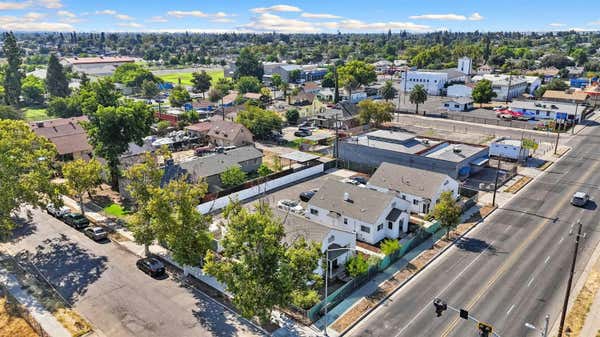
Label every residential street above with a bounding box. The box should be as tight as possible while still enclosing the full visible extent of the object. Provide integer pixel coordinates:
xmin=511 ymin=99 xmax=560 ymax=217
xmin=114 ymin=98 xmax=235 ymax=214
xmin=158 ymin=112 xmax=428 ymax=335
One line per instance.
xmin=0 ymin=209 xmax=263 ymax=337
xmin=346 ymin=118 xmax=600 ymax=336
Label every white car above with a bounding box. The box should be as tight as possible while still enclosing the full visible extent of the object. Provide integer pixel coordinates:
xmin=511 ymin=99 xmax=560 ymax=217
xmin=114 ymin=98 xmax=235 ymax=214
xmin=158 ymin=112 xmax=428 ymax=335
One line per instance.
xmin=277 ymin=199 xmax=304 ymax=214
xmin=46 ymin=203 xmax=71 ymax=218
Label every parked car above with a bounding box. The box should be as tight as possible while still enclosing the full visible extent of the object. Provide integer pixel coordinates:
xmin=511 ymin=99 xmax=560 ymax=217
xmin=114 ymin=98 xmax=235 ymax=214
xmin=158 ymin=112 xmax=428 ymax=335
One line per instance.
xmin=294 ymin=130 xmax=312 ymax=137
xmin=342 ymin=178 xmax=362 ymax=186
xmin=136 ymin=257 xmax=166 ymax=277
xmin=46 ymin=203 xmax=71 ymax=218
xmin=83 ymin=226 xmax=108 ymax=241
xmin=62 ymin=213 xmax=89 ymax=229
xmin=571 ymin=192 xmax=589 ymax=207
xmin=277 ymin=199 xmax=304 ymax=214
xmin=350 ymin=176 xmax=368 ymax=185
xmin=299 ymin=189 xmax=318 ymax=202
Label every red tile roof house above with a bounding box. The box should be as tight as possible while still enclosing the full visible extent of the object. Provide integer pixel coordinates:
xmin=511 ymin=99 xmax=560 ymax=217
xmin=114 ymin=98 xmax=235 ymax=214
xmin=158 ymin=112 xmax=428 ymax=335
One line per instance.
xmin=29 ymin=116 xmax=93 ymax=161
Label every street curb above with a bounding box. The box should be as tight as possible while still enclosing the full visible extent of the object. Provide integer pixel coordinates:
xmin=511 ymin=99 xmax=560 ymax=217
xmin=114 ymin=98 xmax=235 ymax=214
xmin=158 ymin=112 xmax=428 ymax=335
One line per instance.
xmin=336 ymin=205 xmax=497 ymax=337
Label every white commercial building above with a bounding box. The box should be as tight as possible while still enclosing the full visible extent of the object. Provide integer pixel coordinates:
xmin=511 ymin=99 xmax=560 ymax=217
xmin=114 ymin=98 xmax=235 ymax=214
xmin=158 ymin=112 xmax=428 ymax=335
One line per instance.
xmin=490 ymin=138 xmax=529 ymax=161
xmin=399 ymin=57 xmax=472 ymax=96
xmin=61 ymin=56 xmax=137 ymax=76
xmin=472 ymin=74 xmax=530 ymax=101
xmin=447 ymin=83 xmax=474 ymax=98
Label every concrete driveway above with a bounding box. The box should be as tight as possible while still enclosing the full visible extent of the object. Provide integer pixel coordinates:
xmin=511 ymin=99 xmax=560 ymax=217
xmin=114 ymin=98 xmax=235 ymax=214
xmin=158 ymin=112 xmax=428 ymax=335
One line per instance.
xmin=2 ymin=208 xmax=263 ymax=337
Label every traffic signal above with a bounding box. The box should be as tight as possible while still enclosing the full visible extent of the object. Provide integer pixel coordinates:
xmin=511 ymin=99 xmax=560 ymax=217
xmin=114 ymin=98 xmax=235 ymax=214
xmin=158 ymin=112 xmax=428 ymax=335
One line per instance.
xmin=460 ymin=309 xmax=469 ymax=320
xmin=433 ymin=298 xmax=447 ymax=317
xmin=478 ymin=322 xmax=493 ymax=337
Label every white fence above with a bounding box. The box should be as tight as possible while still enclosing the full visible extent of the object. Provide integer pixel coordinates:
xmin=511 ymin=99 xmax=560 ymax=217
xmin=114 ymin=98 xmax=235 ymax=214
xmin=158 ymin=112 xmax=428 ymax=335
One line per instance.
xmin=196 ymin=164 xmax=325 ymax=214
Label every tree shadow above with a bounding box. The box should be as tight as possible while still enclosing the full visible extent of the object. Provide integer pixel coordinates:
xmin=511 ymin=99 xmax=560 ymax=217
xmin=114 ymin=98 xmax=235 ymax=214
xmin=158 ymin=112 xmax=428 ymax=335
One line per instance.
xmin=190 ymin=291 xmax=243 ymax=337
xmin=454 ymin=236 xmax=497 ymax=254
xmin=7 ymin=214 xmax=38 ymax=243
xmin=13 ymin=234 xmax=108 ymax=303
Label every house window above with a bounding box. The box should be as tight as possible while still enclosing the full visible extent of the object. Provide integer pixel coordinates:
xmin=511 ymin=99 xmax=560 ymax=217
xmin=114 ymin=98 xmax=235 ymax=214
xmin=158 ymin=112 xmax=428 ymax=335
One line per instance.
xmin=360 ymin=225 xmax=370 ymax=233
xmin=310 ymin=208 xmax=318 ymax=215
xmin=413 ymin=199 xmax=419 ymax=205
xmin=343 ymin=218 xmax=348 ymax=225
xmin=377 ymin=224 xmax=383 ymax=231
xmin=388 ymin=221 xmax=393 ymax=229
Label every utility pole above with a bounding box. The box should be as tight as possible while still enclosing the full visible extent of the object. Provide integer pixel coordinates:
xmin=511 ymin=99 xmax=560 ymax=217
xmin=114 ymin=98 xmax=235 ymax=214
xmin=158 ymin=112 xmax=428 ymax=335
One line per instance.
xmin=403 ymin=69 xmax=408 ymax=105
xmin=505 ymin=73 xmax=513 ymax=105
xmin=525 ymin=314 xmax=550 ymax=337
xmin=572 ymin=103 xmax=578 ymax=135
xmin=558 ymin=221 xmax=585 ymax=337
xmin=334 ymin=113 xmax=339 ymax=168
xmin=554 ymin=127 xmax=560 ymax=155
xmin=492 ymin=156 xmax=502 ymax=207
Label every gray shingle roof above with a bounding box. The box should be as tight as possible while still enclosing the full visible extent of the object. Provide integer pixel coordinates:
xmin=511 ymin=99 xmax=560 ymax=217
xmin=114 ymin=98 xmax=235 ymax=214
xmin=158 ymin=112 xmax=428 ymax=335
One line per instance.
xmin=368 ymin=162 xmax=450 ymax=200
xmin=309 ymin=179 xmax=395 ymax=224
xmin=274 ymin=209 xmax=351 ymax=247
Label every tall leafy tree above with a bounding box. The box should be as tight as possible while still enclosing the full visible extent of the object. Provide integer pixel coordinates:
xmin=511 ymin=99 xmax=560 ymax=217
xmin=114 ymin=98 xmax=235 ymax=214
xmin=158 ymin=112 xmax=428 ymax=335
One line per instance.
xmin=169 ymin=85 xmax=191 ymax=107
xmin=234 ymin=48 xmax=263 ymax=80
xmin=0 ymin=120 xmax=63 ymax=237
xmin=236 ymin=76 xmax=261 ymax=94
xmin=432 ymin=191 xmax=461 ymax=240
xmin=62 ymin=158 xmax=104 ymax=216
xmin=0 ymin=105 xmax=22 ymax=120
xmin=381 ymin=80 xmax=397 ymax=102
xmin=204 ymin=202 xmax=321 ymax=323
xmin=2 ymin=32 xmax=23 ymax=106
xmin=271 ymin=73 xmax=282 ymax=98
xmin=358 ymin=99 xmax=394 ymax=127
xmin=21 ymin=75 xmax=45 ymax=106
xmin=112 ymin=63 xmax=155 ymax=89
xmin=83 ymin=101 xmax=153 ymax=189
xmin=471 ymin=79 xmax=497 ymax=107
xmin=338 ymin=60 xmax=376 ymax=100
xmin=236 ymin=105 xmax=282 ymax=140
xmin=409 ymin=84 xmax=428 ymax=114
xmin=141 ymin=79 xmax=159 ymax=99
xmin=220 ymin=166 xmax=246 ymax=187
xmin=46 ymin=53 xmax=69 ymax=97
xmin=191 ymin=71 xmax=212 ymax=98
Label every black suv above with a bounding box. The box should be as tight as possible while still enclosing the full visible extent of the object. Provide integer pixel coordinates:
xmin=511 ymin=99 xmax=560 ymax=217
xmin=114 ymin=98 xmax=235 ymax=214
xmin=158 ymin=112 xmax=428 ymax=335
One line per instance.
xmin=136 ymin=257 xmax=166 ymax=277
xmin=62 ymin=213 xmax=90 ymax=229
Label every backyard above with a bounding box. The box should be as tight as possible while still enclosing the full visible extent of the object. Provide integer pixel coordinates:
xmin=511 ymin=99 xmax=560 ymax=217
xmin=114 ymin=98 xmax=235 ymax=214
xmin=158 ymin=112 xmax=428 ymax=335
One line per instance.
xmin=23 ymin=108 xmax=49 ymax=122
xmin=156 ymin=69 xmax=224 ymax=86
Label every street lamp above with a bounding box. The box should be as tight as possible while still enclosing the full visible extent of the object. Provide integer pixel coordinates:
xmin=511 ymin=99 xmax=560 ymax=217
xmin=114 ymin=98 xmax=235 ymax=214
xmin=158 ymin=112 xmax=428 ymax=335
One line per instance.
xmin=524 ymin=314 xmax=549 ymax=337
xmin=323 ymin=246 xmax=356 ymax=337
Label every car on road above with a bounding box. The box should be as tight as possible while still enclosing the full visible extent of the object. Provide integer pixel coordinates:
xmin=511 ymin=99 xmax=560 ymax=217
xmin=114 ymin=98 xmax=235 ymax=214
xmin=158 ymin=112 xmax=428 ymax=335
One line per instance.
xmin=571 ymin=192 xmax=589 ymax=207
xmin=294 ymin=130 xmax=312 ymax=137
xmin=136 ymin=257 xmax=166 ymax=277
xmin=46 ymin=203 xmax=71 ymax=218
xmin=84 ymin=226 xmax=108 ymax=241
xmin=62 ymin=213 xmax=90 ymax=229
xmin=299 ymin=189 xmax=318 ymax=202
xmin=350 ymin=176 xmax=368 ymax=185
xmin=277 ymin=199 xmax=304 ymax=214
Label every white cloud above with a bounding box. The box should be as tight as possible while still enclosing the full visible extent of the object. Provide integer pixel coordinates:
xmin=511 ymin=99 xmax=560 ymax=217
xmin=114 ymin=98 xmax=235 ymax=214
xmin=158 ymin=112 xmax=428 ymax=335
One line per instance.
xmin=96 ymin=9 xmax=117 ymax=15
xmin=320 ymin=19 xmax=431 ymax=32
xmin=115 ymin=14 xmax=134 ymax=20
xmin=301 ymin=12 xmax=342 ymax=19
xmin=37 ymin=0 xmax=61 ymax=9
xmin=0 ymin=14 xmax=73 ymax=30
xmin=147 ymin=16 xmax=168 ymax=23
xmin=243 ymin=13 xmax=319 ymax=33
xmin=251 ymin=4 xmax=301 ymax=14
xmin=23 ymin=11 xmax=45 ymax=20
xmin=166 ymin=10 xmax=234 ymax=22
xmin=549 ymin=23 xmax=566 ymax=27
xmin=468 ymin=12 xmax=484 ymax=21
xmin=117 ymin=22 xmax=142 ymax=28
xmin=57 ymin=10 xmax=75 ymax=18
xmin=212 ymin=17 xmax=234 ymax=23
xmin=0 ymin=1 xmax=31 ymax=10
xmin=167 ymin=10 xmax=208 ymax=18
xmin=95 ymin=9 xmax=135 ymax=21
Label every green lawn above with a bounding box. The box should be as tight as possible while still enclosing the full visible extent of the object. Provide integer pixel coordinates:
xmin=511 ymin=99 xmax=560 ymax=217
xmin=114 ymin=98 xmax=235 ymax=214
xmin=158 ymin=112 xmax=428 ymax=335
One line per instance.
xmin=103 ymin=203 xmax=130 ymax=217
xmin=157 ymin=69 xmax=224 ymax=86
xmin=23 ymin=108 xmax=49 ymax=121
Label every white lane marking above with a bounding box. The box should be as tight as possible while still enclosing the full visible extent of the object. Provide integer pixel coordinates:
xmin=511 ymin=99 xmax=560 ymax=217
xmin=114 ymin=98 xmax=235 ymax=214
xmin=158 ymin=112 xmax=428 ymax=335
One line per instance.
xmin=391 ymin=240 xmax=496 ymax=337
xmin=527 ymin=277 xmax=535 ymax=287
xmin=544 ymin=256 xmax=551 ymax=264
xmin=558 ymin=236 xmax=564 ymax=244
xmin=503 ymin=225 xmax=511 ymax=233
xmin=506 ymin=304 xmax=515 ymax=316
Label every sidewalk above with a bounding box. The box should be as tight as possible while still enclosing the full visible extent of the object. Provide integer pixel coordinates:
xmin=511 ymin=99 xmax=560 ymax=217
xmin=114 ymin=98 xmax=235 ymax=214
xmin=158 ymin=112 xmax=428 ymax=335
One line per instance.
xmin=0 ymin=262 xmax=70 ymax=337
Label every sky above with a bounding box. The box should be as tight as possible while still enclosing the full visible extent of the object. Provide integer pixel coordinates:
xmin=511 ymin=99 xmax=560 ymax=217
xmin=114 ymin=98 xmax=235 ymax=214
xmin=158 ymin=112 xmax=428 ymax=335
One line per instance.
xmin=0 ymin=0 xmax=598 ymax=33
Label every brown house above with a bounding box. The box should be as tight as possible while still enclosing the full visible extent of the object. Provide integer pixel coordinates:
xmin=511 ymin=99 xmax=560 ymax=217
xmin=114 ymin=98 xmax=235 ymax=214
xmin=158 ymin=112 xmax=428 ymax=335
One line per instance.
xmin=29 ymin=116 xmax=93 ymax=161
xmin=185 ymin=119 xmax=253 ymax=147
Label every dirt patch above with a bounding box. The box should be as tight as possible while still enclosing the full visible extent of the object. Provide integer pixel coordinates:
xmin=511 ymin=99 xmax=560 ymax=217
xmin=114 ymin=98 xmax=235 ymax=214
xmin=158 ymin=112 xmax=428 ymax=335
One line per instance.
xmin=538 ymin=161 xmax=554 ymax=171
xmin=356 ymin=241 xmax=381 ymax=254
xmin=564 ymin=258 xmax=600 ymax=337
xmin=0 ymin=296 xmax=38 ymax=337
xmin=505 ymin=176 xmax=533 ymax=194
xmin=108 ymin=231 xmax=130 ymax=242
xmin=55 ymin=308 xmax=91 ymax=337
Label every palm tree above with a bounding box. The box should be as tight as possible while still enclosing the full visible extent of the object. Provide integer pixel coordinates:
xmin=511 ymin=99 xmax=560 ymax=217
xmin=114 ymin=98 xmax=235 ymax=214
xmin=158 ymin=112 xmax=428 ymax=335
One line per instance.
xmin=381 ymin=80 xmax=396 ymax=102
xmin=279 ymin=82 xmax=289 ymax=103
xmin=409 ymin=85 xmax=428 ymax=115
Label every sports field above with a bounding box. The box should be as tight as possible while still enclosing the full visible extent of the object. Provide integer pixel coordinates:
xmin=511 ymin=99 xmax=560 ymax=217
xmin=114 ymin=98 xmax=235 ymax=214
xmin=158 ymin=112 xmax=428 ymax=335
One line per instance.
xmin=156 ymin=69 xmax=224 ymax=86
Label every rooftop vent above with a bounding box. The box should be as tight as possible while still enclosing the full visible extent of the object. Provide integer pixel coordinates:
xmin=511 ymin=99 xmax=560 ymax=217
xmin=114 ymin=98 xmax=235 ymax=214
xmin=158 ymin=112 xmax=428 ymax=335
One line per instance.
xmin=343 ymin=192 xmax=351 ymax=202
xmin=453 ymin=145 xmax=462 ymax=153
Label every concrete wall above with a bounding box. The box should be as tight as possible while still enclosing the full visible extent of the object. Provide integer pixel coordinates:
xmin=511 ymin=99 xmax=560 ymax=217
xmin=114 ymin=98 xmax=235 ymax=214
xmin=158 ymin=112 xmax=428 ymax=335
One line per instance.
xmin=196 ymin=164 xmax=324 ymax=214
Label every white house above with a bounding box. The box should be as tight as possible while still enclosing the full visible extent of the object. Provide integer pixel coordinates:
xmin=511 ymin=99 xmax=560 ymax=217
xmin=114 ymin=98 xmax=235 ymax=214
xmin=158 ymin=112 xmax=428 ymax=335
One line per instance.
xmin=307 ymin=179 xmax=410 ymax=245
xmin=472 ymin=74 xmax=529 ymax=101
xmin=447 ymin=83 xmax=474 ymax=98
xmin=367 ymin=162 xmax=459 ymax=215
xmin=489 ymin=138 xmax=529 ymax=161
xmin=458 ymin=57 xmax=473 ymax=75
xmin=442 ymin=97 xmax=474 ymax=112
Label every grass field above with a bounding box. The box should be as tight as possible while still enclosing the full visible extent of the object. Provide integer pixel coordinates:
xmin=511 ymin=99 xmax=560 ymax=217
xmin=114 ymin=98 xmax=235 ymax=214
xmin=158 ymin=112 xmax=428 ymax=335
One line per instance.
xmin=157 ymin=69 xmax=224 ymax=86
xmin=103 ymin=203 xmax=130 ymax=218
xmin=23 ymin=108 xmax=49 ymax=121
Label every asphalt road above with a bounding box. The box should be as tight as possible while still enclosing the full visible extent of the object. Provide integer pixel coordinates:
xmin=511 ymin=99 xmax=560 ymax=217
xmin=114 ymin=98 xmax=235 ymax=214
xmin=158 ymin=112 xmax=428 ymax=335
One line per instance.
xmin=347 ymin=117 xmax=600 ymax=336
xmin=1 ymin=209 xmax=263 ymax=337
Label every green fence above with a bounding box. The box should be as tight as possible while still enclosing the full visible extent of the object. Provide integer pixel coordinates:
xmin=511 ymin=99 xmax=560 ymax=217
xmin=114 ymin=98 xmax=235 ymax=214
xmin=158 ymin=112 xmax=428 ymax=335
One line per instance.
xmin=307 ymin=221 xmax=442 ymax=322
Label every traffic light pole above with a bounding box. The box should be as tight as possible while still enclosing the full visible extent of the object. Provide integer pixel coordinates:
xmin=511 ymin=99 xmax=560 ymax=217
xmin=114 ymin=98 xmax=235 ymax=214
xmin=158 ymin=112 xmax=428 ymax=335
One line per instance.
xmin=558 ymin=221 xmax=585 ymax=337
xmin=433 ymin=298 xmax=502 ymax=337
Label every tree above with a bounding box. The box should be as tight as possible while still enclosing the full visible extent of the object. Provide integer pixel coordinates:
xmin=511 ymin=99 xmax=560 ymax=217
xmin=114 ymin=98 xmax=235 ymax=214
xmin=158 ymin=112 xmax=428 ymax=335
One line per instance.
xmin=220 ymin=166 xmax=246 ymax=187
xmin=0 ymin=105 xmax=22 ymax=120
xmin=204 ymin=202 xmax=321 ymax=323
xmin=236 ymin=105 xmax=282 ymax=140
xmin=409 ymin=84 xmax=428 ymax=114
xmin=358 ymin=99 xmax=394 ymax=127
xmin=46 ymin=54 xmax=69 ymax=97
xmin=346 ymin=254 xmax=369 ymax=277
xmin=191 ymin=71 xmax=212 ymax=97
xmin=83 ymin=101 xmax=153 ymax=189
xmin=432 ymin=191 xmax=461 ymax=240
xmin=338 ymin=60 xmax=377 ymax=100
xmin=141 ymin=79 xmax=159 ymax=99
xmin=0 ymin=120 xmax=62 ymax=237
xmin=234 ymin=48 xmax=263 ymax=80
xmin=236 ymin=76 xmax=261 ymax=94
xmin=534 ymin=78 xmax=569 ymax=98
xmin=150 ymin=177 xmax=212 ymax=266
xmin=112 ymin=63 xmax=155 ymax=89
xmin=259 ymin=87 xmax=271 ymax=104
xmin=286 ymin=109 xmax=300 ymax=125
xmin=380 ymin=238 xmax=401 ymax=256
xmin=62 ymin=158 xmax=104 ymax=216
xmin=155 ymin=120 xmax=171 ymax=135
xmin=471 ymin=80 xmax=497 ymax=107
xmin=3 ymin=32 xmax=23 ymax=106
xmin=381 ymin=80 xmax=396 ymax=101
xmin=47 ymin=96 xmax=83 ymax=118
xmin=125 ymin=152 xmax=166 ymax=256
xmin=169 ymin=85 xmax=191 ymax=107
xmin=257 ymin=164 xmax=272 ymax=177
xmin=21 ymin=75 xmax=45 ymax=106
xmin=271 ymin=73 xmax=282 ymax=98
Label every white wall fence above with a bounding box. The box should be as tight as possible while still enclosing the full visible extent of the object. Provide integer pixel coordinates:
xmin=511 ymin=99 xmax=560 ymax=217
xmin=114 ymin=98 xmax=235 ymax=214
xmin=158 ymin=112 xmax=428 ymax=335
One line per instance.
xmin=196 ymin=163 xmax=325 ymax=214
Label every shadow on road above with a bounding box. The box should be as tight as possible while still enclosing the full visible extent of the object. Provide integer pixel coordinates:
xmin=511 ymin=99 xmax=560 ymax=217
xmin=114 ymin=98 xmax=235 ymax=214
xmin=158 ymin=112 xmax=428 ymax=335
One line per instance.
xmin=582 ymin=200 xmax=598 ymax=211
xmin=454 ymin=236 xmax=497 ymax=253
xmin=7 ymin=214 xmax=38 ymax=243
xmin=14 ymin=234 xmax=108 ymax=303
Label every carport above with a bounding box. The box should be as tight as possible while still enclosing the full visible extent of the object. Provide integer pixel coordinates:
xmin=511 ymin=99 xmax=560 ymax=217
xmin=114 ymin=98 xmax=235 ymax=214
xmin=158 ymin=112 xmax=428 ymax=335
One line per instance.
xmin=280 ymin=151 xmax=320 ymax=168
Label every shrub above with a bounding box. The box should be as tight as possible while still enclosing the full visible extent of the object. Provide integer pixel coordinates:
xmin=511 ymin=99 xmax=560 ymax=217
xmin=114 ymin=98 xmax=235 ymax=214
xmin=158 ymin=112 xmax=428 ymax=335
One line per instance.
xmin=291 ymin=289 xmax=320 ymax=309
xmin=346 ymin=254 xmax=369 ymax=277
xmin=380 ymin=239 xmax=401 ymax=256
